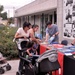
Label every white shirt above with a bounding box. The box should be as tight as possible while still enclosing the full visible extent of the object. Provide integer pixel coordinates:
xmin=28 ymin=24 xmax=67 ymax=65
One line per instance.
xmin=17 ymin=27 xmax=29 ymax=37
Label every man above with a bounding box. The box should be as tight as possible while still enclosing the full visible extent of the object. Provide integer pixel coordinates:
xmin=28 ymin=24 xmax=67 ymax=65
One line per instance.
xmin=45 ymin=21 xmax=59 ymax=43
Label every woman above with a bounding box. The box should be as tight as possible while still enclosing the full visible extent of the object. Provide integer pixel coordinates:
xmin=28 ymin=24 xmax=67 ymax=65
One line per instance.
xmin=15 ymin=22 xmax=30 ymax=39
xmin=14 ymin=22 xmax=31 ymax=71
xmin=28 ymin=24 xmax=39 ymax=38
xmin=28 ymin=24 xmax=40 ymax=54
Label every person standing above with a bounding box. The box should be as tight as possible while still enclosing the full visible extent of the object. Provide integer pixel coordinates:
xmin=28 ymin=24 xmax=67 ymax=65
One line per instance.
xmin=14 ymin=22 xmax=31 ymax=71
xmin=14 ymin=22 xmax=30 ymax=39
xmin=45 ymin=21 xmax=59 ymax=44
xmin=28 ymin=24 xmax=40 ymax=54
xmin=28 ymin=25 xmax=39 ymax=38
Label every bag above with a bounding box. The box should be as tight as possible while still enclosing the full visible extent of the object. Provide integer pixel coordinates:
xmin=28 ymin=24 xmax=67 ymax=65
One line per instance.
xmin=24 ymin=64 xmax=35 ymax=75
xmin=48 ymin=36 xmax=55 ymax=44
xmin=39 ymin=58 xmax=60 ymax=72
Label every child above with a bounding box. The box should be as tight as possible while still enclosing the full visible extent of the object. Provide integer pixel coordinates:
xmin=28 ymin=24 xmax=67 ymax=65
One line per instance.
xmin=26 ymin=41 xmax=39 ymax=65
xmin=26 ymin=40 xmax=38 ymax=56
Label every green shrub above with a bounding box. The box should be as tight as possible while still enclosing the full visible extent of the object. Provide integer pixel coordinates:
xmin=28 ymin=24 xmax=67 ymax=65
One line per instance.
xmin=0 ymin=26 xmax=18 ymax=60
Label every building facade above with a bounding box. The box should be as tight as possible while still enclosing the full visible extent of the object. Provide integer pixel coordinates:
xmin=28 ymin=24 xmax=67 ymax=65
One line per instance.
xmin=14 ymin=0 xmax=75 ymax=43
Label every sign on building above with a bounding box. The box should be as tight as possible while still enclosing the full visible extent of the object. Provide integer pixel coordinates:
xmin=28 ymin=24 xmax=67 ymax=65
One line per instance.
xmin=63 ymin=0 xmax=75 ymax=39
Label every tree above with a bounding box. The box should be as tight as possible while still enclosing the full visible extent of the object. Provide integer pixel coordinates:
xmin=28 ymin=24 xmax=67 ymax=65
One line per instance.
xmin=0 ymin=5 xmax=4 ymax=16
xmin=0 ymin=5 xmax=7 ymax=20
xmin=1 ymin=12 xmax=7 ymax=20
xmin=7 ymin=17 xmax=14 ymax=25
xmin=0 ymin=5 xmax=4 ymax=13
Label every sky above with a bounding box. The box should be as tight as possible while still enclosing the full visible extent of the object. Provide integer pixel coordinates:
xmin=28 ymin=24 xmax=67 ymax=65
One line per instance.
xmin=0 ymin=0 xmax=35 ymax=17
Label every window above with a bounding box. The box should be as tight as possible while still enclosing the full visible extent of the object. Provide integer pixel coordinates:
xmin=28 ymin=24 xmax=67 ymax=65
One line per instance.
xmin=54 ymin=11 xmax=57 ymax=24
xmin=49 ymin=15 xmax=53 ymax=23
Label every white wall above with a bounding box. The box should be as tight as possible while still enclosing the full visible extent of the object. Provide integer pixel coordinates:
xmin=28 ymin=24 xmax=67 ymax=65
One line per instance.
xmin=14 ymin=0 xmax=57 ymax=17
xmin=57 ymin=0 xmax=73 ymax=43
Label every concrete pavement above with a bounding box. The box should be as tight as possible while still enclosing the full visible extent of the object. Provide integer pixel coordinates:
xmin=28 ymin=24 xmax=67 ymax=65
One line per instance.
xmin=2 ymin=60 xmax=19 ymax=75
